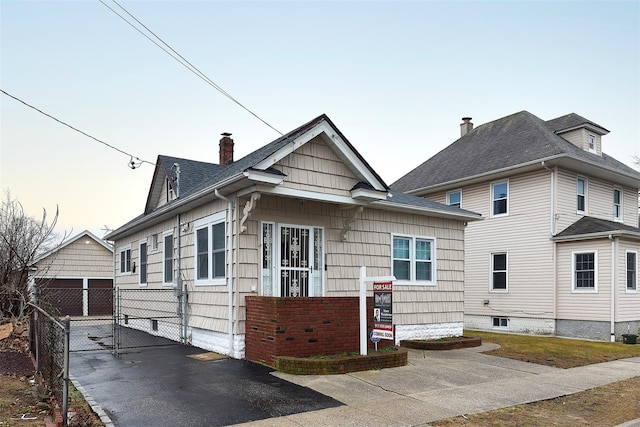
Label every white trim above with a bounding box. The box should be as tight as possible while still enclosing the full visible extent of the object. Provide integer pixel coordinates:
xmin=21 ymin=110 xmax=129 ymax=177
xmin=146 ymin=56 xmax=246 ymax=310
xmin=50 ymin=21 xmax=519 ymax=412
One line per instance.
xmin=446 ymin=189 xmax=462 ymax=208
xmin=576 ymin=176 xmax=588 ymax=214
xmin=489 ymin=252 xmax=508 ymax=293
xmin=587 ymin=133 xmax=597 ymax=154
xmin=118 ymin=244 xmax=131 ymax=276
xmin=491 ymin=316 xmax=509 ymax=330
xmin=162 ymin=230 xmax=174 ymax=285
xmin=243 ymin=169 xmax=285 ymax=185
xmin=626 ymin=250 xmax=638 ymax=293
xmin=391 ymin=234 xmax=437 ymax=285
xmin=571 ymin=250 xmax=598 ymax=293
xmin=490 ymin=180 xmax=509 ymax=217
xmin=613 ymin=186 xmax=623 ymax=222
xmin=194 ymin=211 xmax=226 ymax=286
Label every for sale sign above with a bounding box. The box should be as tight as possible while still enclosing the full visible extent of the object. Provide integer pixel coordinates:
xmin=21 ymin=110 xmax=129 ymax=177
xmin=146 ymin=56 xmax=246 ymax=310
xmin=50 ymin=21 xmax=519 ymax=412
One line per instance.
xmin=372 ymin=281 xmax=393 ymax=340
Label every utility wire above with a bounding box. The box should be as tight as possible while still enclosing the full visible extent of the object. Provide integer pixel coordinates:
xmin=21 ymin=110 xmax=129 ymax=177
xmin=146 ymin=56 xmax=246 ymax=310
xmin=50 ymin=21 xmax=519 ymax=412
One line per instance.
xmin=1 ymin=89 xmax=154 ymax=169
xmin=100 ymin=0 xmax=284 ymax=136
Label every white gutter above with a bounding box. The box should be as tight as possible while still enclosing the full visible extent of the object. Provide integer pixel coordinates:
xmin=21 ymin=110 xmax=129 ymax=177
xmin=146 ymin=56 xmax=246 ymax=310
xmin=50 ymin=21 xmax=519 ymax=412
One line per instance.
xmin=215 ymin=189 xmax=235 ymax=357
xmin=609 ymin=234 xmax=616 ymax=342
xmin=552 ymin=230 xmax=640 ymax=242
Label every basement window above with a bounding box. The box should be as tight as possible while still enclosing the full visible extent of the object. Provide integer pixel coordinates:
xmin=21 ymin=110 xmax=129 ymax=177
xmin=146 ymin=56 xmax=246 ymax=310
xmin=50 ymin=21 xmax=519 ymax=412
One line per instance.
xmin=492 ymin=317 xmax=508 ymax=329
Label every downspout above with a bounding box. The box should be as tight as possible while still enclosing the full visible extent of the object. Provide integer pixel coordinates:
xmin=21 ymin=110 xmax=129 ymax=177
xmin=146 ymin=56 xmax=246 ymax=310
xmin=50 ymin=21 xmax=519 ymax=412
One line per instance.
xmin=215 ymin=189 xmax=235 ymax=357
xmin=609 ymin=234 xmax=616 ymax=342
xmin=542 ymin=161 xmax=558 ymax=330
xmin=176 ymin=213 xmax=183 ymax=343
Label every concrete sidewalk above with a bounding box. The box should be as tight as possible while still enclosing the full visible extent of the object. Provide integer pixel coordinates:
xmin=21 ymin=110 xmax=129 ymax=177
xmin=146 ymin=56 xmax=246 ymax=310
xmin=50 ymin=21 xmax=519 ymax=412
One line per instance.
xmin=233 ymin=344 xmax=640 ymax=426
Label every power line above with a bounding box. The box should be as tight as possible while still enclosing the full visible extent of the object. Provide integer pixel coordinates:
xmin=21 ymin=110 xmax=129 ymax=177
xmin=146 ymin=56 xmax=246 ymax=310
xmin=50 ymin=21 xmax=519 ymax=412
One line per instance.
xmin=1 ymin=89 xmax=154 ymax=169
xmin=100 ymin=0 xmax=284 ymax=136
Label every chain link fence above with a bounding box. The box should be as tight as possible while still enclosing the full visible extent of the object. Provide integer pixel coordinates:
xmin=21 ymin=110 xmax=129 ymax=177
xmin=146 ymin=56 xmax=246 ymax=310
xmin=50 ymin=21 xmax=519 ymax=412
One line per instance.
xmin=114 ymin=288 xmax=184 ymax=354
xmin=29 ymin=302 xmax=70 ymax=426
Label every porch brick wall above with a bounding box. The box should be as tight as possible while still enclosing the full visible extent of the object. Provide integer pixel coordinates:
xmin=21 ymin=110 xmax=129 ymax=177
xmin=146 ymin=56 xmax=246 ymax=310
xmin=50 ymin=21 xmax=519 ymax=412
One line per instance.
xmin=245 ymin=296 xmax=387 ymax=367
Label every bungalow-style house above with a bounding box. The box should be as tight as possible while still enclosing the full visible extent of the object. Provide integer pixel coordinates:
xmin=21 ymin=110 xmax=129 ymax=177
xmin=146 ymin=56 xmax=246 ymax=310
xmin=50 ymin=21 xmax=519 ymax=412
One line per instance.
xmin=30 ymin=230 xmax=114 ymax=316
xmin=105 ymin=114 xmax=481 ymax=360
xmin=392 ymin=111 xmax=640 ymax=341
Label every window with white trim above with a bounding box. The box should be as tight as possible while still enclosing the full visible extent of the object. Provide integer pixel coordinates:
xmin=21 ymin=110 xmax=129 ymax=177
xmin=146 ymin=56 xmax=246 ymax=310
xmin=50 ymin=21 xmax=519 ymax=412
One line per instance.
xmin=194 ymin=212 xmax=226 ymax=285
xmin=491 ymin=181 xmax=508 ymax=216
xmin=151 ymin=234 xmax=158 ymax=251
xmin=163 ymin=232 xmax=173 ymax=284
xmin=447 ymin=190 xmax=461 ymax=208
xmin=119 ymin=244 xmax=131 ymax=274
xmin=613 ymin=187 xmax=622 ymax=221
xmin=139 ymin=241 xmax=147 ymax=286
xmin=392 ymin=235 xmax=435 ymax=284
xmin=587 ymin=134 xmax=596 ymax=153
xmin=577 ymin=177 xmax=587 ymax=213
xmin=491 ymin=252 xmax=508 ymax=291
xmin=627 ymin=251 xmax=637 ymax=291
xmin=492 ymin=317 xmax=508 ymax=329
xmin=573 ymin=251 xmax=597 ymax=291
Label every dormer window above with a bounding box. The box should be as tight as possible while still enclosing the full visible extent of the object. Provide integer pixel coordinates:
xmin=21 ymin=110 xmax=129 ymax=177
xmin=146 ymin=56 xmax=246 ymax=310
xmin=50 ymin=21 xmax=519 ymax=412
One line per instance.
xmin=587 ymin=134 xmax=596 ymax=153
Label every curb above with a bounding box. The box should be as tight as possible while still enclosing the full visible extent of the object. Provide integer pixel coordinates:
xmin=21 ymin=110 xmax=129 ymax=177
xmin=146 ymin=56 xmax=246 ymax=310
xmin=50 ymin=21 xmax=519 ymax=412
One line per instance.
xmin=70 ymin=375 xmax=115 ymax=427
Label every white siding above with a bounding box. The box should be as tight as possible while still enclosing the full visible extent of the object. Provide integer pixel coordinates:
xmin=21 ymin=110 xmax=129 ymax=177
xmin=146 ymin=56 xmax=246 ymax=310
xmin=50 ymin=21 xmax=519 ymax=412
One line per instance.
xmin=618 ymin=239 xmax=640 ymax=321
xmin=556 ymin=239 xmax=611 ymax=321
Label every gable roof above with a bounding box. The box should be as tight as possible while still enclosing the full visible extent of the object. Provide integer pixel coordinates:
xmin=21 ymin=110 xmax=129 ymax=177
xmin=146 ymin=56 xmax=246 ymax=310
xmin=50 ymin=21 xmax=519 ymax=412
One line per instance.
xmin=33 ymin=230 xmax=113 ymax=265
xmin=106 ymin=114 xmax=481 ymax=241
xmin=391 ymin=111 xmax=640 ymax=194
xmin=546 ymin=113 xmax=609 ymax=135
xmin=552 ymin=216 xmax=640 ymax=242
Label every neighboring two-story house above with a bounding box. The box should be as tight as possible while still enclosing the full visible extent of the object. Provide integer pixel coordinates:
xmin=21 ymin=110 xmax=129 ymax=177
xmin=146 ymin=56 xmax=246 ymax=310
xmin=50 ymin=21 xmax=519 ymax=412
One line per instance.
xmin=105 ymin=114 xmax=481 ymax=359
xmin=392 ymin=111 xmax=640 ymax=341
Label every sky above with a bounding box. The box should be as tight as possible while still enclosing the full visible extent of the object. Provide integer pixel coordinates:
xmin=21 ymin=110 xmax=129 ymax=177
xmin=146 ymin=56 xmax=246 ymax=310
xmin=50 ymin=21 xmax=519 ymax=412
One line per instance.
xmin=1 ymin=0 xmax=639 ymax=242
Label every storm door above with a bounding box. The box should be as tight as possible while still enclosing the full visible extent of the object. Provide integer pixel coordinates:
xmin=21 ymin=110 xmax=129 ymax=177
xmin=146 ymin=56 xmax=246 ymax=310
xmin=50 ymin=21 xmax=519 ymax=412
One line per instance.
xmin=262 ymin=223 xmax=324 ymax=297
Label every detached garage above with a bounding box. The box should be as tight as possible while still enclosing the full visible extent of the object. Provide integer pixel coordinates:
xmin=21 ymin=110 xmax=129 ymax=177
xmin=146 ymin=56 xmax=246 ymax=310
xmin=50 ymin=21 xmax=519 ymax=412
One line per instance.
xmin=30 ymin=230 xmax=113 ymax=317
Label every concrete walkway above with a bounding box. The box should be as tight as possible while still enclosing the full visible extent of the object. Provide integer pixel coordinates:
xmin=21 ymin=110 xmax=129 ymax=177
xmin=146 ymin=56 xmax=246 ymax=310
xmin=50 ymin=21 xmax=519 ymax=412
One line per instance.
xmin=232 ymin=344 xmax=640 ymax=426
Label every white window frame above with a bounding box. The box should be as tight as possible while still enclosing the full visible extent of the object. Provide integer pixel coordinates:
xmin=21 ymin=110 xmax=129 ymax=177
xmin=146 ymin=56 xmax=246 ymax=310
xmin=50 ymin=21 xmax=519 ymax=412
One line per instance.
xmin=577 ymin=177 xmax=587 ymax=214
xmin=613 ymin=187 xmax=623 ymax=222
xmin=119 ymin=244 xmax=131 ymax=275
xmin=492 ymin=317 xmax=508 ymax=329
xmin=151 ymin=234 xmax=158 ymax=251
xmin=490 ymin=180 xmax=509 ymax=217
xmin=447 ymin=189 xmax=462 ymax=208
xmin=194 ymin=211 xmax=226 ymax=286
xmin=163 ymin=231 xmax=174 ymax=285
xmin=391 ymin=234 xmax=437 ymax=285
xmin=138 ymin=240 xmax=148 ymax=287
xmin=572 ymin=250 xmax=598 ymax=293
xmin=490 ymin=252 xmax=508 ymax=292
xmin=627 ymin=250 xmax=638 ymax=293
xmin=587 ymin=133 xmax=596 ymax=153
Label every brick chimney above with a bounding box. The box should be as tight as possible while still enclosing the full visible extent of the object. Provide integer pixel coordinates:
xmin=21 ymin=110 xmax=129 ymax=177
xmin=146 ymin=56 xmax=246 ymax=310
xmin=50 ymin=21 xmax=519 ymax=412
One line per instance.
xmin=460 ymin=117 xmax=473 ymax=137
xmin=219 ymin=132 xmax=234 ymax=165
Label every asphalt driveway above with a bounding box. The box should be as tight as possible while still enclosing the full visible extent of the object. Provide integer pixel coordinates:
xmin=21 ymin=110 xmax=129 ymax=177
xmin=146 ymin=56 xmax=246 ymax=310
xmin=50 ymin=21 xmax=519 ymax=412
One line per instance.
xmin=70 ymin=346 xmax=341 ymax=427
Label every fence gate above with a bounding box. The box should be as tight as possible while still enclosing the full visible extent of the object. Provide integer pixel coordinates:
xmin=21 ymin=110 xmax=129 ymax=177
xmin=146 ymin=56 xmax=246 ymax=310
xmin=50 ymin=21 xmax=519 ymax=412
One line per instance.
xmin=113 ymin=288 xmax=183 ymax=354
xmin=36 ymin=287 xmax=184 ymax=353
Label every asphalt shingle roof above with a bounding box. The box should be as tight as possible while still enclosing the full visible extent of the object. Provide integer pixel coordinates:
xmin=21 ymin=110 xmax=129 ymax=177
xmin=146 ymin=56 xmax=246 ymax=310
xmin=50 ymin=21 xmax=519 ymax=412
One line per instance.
xmin=391 ymin=111 xmax=640 ymax=193
xmin=554 ymin=216 xmax=640 ymax=238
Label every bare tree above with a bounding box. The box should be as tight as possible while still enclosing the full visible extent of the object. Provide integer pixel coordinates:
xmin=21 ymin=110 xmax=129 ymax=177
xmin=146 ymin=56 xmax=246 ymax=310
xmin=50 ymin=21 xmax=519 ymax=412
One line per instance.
xmin=0 ymin=191 xmax=62 ymax=321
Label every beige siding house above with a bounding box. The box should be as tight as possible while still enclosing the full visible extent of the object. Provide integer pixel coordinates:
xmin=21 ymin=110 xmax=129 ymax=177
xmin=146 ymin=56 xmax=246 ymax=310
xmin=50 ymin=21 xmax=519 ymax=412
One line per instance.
xmin=30 ymin=230 xmax=114 ymax=316
xmin=105 ymin=115 xmax=481 ymax=358
xmin=393 ymin=111 xmax=640 ymax=341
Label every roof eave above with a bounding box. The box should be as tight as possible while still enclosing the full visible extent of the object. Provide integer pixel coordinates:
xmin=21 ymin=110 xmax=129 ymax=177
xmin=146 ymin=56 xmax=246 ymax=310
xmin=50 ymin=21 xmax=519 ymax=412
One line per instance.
xmin=372 ymin=200 xmax=483 ymax=222
xmin=552 ymin=230 xmax=640 ymax=242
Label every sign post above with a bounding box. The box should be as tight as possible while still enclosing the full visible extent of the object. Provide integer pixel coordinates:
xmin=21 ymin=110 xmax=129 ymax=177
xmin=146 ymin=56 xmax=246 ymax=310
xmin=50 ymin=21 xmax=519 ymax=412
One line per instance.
xmin=359 ymin=266 xmax=395 ymax=356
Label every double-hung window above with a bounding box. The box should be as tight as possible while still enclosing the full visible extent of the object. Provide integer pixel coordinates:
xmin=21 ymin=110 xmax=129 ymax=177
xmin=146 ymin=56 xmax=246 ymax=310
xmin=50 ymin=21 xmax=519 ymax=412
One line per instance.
xmin=139 ymin=241 xmax=147 ymax=286
xmin=573 ymin=251 xmax=597 ymax=292
xmin=491 ymin=181 xmax=508 ymax=216
xmin=613 ymin=188 xmax=622 ymax=221
xmin=392 ymin=235 xmax=435 ymax=284
xmin=163 ymin=232 xmax=173 ymax=284
xmin=491 ymin=252 xmax=508 ymax=291
xmin=119 ymin=245 xmax=131 ymax=274
xmin=447 ymin=190 xmax=461 ymax=208
xmin=194 ymin=212 xmax=226 ymax=285
xmin=627 ymin=251 xmax=637 ymax=292
xmin=577 ymin=177 xmax=587 ymax=213
xmin=587 ymin=134 xmax=596 ymax=153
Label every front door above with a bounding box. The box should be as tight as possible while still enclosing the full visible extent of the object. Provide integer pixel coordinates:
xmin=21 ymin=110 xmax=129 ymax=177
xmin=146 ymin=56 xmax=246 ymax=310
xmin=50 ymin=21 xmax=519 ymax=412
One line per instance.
xmin=262 ymin=223 xmax=324 ymax=297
